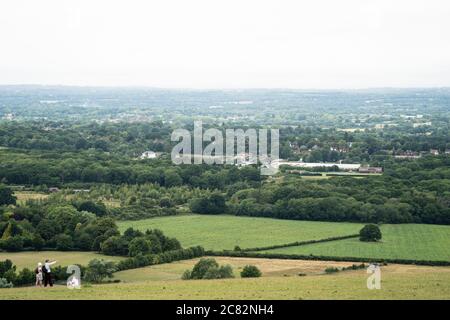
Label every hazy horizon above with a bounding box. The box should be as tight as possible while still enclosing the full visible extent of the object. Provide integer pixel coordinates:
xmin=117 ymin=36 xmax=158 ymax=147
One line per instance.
xmin=1 ymin=0 xmax=450 ymax=88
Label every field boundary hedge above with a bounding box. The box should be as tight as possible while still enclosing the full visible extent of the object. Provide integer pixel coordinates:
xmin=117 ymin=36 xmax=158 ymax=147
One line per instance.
xmin=115 ymin=246 xmax=205 ymax=271
xmin=206 ymin=250 xmax=450 ymax=266
xmin=239 ymin=234 xmax=359 ymax=252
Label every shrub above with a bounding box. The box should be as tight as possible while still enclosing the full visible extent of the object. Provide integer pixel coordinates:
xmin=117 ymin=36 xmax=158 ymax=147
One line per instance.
xmin=183 ymin=258 xmax=234 ymax=280
xmin=128 ymin=237 xmax=152 ymax=257
xmin=190 ymin=258 xmax=219 ymax=279
xmin=0 ymin=259 xmax=15 ymax=278
xmin=181 ymin=270 xmax=192 ymax=280
xmin=0 ymin=278 xmax=13 ymax=288
xmin=240 ymin=265 xmax=261 ymax=278
xmin=325 ymin=267 xmax=340 ymax=274
xmin=15 ymin=268 xmax=35 ymax=286
xmin=0 ymin=237 xmax=24 ymax=251
xmin=359 ymin=224 xmax=382 ymax=242
xmin=84 ymin=259 xmax=116 ymax=283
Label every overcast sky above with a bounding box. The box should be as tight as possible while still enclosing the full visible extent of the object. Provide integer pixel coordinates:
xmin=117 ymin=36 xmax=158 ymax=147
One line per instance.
xmin=0 ymin=0 xmax=449 ymax=89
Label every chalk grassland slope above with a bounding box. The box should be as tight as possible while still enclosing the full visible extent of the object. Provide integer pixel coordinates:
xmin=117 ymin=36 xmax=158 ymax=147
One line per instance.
xmin=1 ymin=263 xmax=450 ymax=299
xmin=117 ymin=215 xmax=362 ymax=250
xmin=114 ymin=257 xmax=361 ymax=282
xmin=0 ymin=251 xmax=125 ymax=270
xmin=261 ymin=224 xmax=450 ymax=262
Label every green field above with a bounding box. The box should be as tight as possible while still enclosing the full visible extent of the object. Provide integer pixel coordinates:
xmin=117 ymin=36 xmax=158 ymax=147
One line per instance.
xmin=0 ymin=251 xmax=125 ymax=270
xmin=117 ymin=215 xmax=362 ymax=250
xmin=114 ymin=256 xmax=358 ymax=282
xmin=2 ymin=261 xmax=450 ymax=299
xmin=14 ymin=191 xmax=48 ymax=205
xmin=262 ymin=224 xmax=450 ymax=262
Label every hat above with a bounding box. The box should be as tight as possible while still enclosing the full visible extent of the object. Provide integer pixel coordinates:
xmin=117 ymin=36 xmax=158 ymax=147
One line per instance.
xmin=38 ymin=262 xmax=42 ymax=266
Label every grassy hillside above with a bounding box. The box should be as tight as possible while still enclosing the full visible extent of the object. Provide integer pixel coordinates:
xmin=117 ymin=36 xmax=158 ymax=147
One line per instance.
xmin=2 ymin=262 xmax=450 ymax=300
xmin=0 ymin=251 xmax=125 ymax=270
xmin=117 ymin=215 xmax=362 ymax=250
xmin=262 ymin=224 xmax=450 ymax=262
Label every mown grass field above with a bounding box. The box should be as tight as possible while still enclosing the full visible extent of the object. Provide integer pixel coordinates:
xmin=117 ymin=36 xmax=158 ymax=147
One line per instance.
xmin=114 ymin=257 xmax=359 ymax=282
xmin=0 ymin=251 xmax=125 ymax=270
xmin=262 ymin=224 xmax=450 ymax=262
xmin=2 ymin=261 xmax=450 ymax=299
xmin=14 ymin=191 xmax=48 ymax=205
xmin=117 ymin=215 xmax=362 ymax=250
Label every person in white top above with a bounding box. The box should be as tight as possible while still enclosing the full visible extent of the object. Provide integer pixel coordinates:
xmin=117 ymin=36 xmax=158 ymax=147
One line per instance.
xmin=35 ymin=262 xmax=43 ymax=287
xmin=43 ymin=259 xmax=57 ymax=287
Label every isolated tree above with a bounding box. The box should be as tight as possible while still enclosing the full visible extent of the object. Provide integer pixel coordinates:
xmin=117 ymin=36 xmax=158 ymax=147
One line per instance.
xmin=128 ymin=237 xmax=152 ymax=257
xmin=240 ymin=265 xmax=262 ymax=278
xmin=84 ymin=259 xmax=115 ymax=283
xmin=359 ymin=224 xmax=382 ymax=242
xmin=100 ymin=236 xmax=129 ymax=256
xmin=190 ymin=258 xmax=219 ymax=279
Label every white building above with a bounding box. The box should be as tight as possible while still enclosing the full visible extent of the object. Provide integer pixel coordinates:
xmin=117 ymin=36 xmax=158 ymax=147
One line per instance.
xmin=275 ymin=161 xmax=361 ymax=171
xmin=140 ymin=151 xmax=157 ymax=159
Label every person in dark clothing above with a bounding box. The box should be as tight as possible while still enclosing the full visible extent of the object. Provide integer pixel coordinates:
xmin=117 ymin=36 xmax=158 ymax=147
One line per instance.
xmin=43 ymin=259 xmax=57 ymax=287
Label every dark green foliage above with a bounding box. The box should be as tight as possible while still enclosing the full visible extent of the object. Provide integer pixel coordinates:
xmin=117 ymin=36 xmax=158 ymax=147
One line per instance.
xmin=115 ymin=246 xmax=205 ymax=271
xmin=183 ymin=258 xmax=234 ymax=280
xmin=84 ymin=259 xmax=116 ymax=283
xmin=325 ymin=267 xmax=340 ymax=274
xmin=0 ymin=259 xmax=15 ymax=278
xmin=0 ymin=185 xmax=16 ymax=206
xmin=189 ymin=193 xmax=227 ymax=214
xmin=359 ymin=224 xmax=382 ymax=242
xmin=190 ymin=258 xmax=219 ymax=279
xmin=128 ymin=237 xmax=152 ymax=257
xmin=75 ymin=201 xmax=108 ymax=217
xmin=240 ymin=265 xmax=261 ymax=278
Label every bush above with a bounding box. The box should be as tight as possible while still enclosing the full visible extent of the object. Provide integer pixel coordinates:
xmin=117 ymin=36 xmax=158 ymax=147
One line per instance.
xmin=0 ymin=259 xmax=15 ymax=278
xmin=240 ymin=265 xmax=261 ymax=278
xmin=84 ymin=259 xmax=116 ymax=283
xmin=183 ymin=258 xmax=234 ymax=280
xmin=0 ymin=237 xmax=24 ymax=251
xmin=76 ymin=201 xmax=108 ymax=217
xmin=15 ymin=268 xmax=35 ymax=286
xmin=0 ymin=278 xmax=13 ymax=288
xmin=190 ymin=258 xmax=219 ymax=279
xmin=359 ymin=224 xmax=382 ymax=242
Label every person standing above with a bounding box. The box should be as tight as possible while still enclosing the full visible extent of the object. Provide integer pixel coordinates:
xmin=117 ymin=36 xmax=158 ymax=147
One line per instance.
xmin=35 ymin=262 xmax=43 ymax=287
xmin=43 ymin=259 xmax=57 ymax=287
